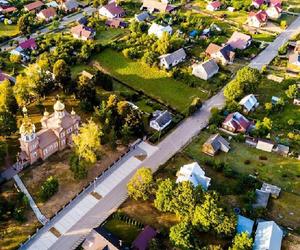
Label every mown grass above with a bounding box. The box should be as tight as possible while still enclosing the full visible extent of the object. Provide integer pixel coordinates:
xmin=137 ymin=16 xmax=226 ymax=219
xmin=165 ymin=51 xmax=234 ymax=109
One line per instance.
xmin=95 ymin=28 xmax=127 ymax=46
xmin=0 ymin=23 xmax=19 ymax=38
xmin=93 ymin=49 xmax=210 ymax=113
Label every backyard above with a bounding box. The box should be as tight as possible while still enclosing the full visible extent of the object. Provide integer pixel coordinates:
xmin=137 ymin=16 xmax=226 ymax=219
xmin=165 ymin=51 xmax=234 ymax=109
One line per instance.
xmin=92 ymin=49 xmax=215 ymax=113
xmin=0 ymin=23 xmax=19 ymax=38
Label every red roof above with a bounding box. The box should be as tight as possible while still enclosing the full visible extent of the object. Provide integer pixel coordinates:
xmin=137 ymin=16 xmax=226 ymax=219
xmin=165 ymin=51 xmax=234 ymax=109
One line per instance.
xmin=270 ymin=0 xmax=282 ymax=5
xmin=104 ymin=2 xmax=125 ymax=16
xmin=19 ymin=38 xmax=37 ymax=50
xmin=38 ymin=7 xmax=56 ymax=18
xmin=1 ymin=6 xmax=17 ymax=13
xmin=0 ymin=71 xmax=8 ymax=82
xmin=252 ymin=0 xmax=264 ymax=6
xmin=24 ymin=1 xmax=44 ymax=11
xmin=249 ymin=10 xmax=268 ymax=22
xmin=223 ymin=112 xmax=251 ymax=132
xmin=210 ymin=1 xmax=222 ymax=9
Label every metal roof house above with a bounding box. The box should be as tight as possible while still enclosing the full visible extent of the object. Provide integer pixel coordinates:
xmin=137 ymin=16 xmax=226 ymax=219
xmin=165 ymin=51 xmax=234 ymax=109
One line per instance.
xmin=150 ymin=110 xmax=172 ymax=131
xmin=132 ymin=225 xmax=157 ymax=250
xmin=192 ymin=59 xmax=219 ymax=80
xmin=261 ymin=182 xmax=281 ymax=198
xmin=176 ymin=162 xmax=211 ymax=191
xmin=253 ymin=221 xmax=283 ymax=250
xmin=148 ymin=22 xmax=172 ymax=38
xmin=253 ymin=189 xmax=270 ymax=208
xmin=202 ymin=133 xmax=230 ymax=156
xmin=239 ymin=94 xmax=259 ymax=113
xmin=135 ymin=11 xmax=150 ymax=22
xmin=236 ymin=215 xmax=254 ymax=236
xmin=159 ymin=48 xmax=186 ymax=69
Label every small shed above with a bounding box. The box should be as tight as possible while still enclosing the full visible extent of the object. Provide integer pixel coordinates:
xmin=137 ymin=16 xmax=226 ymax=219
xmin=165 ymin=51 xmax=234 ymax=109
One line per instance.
xmin=132 ymin=225 xmax=157 ymax=250
xmin=273 ymin=144 xmax=289 ymax=156
xmin=256 ymin=139 xmax=275 ymax=152
xmin=261 ymin=182 xmax=281 ymax=198
xmin=253 ymin=189 xmax=270 ymax=208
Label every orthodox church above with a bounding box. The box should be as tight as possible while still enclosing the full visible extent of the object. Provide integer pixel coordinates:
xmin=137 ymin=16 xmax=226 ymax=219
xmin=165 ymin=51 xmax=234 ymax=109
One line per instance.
xmin=19 ymin=99 xmax=80 ymax=165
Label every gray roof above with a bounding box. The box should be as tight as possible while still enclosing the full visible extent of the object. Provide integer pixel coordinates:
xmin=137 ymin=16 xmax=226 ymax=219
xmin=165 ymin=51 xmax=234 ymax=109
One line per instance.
xmin=261 ymin=182 xmax=281 ymax=198
xmin=135 ymin=11 xmax=150 ymax=22
xmin=160 ymin=48 xmax=186 ymax=66
xmin=204 ymin=134 xmax=230 ymax=152
xmin=201 ymin=59 xmax=219 ymax=76
xmin=63 ymin=0 xmax=78 ymax=10
xmin=152 ymin=110 xmax=172 ymax=128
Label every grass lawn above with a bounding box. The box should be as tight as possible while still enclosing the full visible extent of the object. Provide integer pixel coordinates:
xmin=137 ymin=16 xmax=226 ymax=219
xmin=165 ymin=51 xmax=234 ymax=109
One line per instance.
xmin=95 ymin=28 xmax=127 ymax=46
xmin=0 ymin=23 xmax=19 ymax=37
xmin=93 ymin=49 xmax=211 ymax=113
xmin=103 ymin=218 xmax=141 ymax=246
xmin=253 ymin=33 xmax=276 ymax=42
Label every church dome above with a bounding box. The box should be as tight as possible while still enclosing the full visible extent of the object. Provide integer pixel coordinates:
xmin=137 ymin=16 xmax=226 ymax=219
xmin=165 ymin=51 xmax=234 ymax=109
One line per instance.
xmin=54 ymin=100 xmax=65 ymax=111
xmin=43 ymin=109 xmax=49 ymax=117
xmin=71 ymin=108 xmax=76 ymax=116
xmin=20 ymin=116 xmax=35 ymax=135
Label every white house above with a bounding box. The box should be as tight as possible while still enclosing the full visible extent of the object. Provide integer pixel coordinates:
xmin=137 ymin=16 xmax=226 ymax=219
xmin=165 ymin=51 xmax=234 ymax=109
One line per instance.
xmin=239 ymin=94 xmax=259 ymax=113
xmin=148 ymin=23 xmax=172 ymax=39
xmin=192 ymin=59 xmax=219 ymax=80
xmin=99 ymin=2 xmax=125 ymax=19
xmin=159 ymin=48 xmax=186 ymax=69
xmin=176 ymin=162 xmax=211 ymax=190
xmin=253 ymin=221 xmax=283 ymax=250
xmin=266 ymin=5 xmax=282 ymax=20
xmin=150 ymin=110 xmax=172 ymax=131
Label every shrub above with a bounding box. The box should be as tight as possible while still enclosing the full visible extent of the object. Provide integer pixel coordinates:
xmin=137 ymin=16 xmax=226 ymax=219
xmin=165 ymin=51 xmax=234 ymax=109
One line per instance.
xmin=39 ymin=176 xmax=59 ymax=202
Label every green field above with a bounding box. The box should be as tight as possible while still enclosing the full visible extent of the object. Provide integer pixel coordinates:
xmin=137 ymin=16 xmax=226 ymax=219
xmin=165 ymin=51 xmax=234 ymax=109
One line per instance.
xmin=95 ymin=28 xmax=127 ymax=46
xmin=93 ymin=49 xmax=210 ymax=113
xmin=0 ymin=23 xmax=19 ymax=37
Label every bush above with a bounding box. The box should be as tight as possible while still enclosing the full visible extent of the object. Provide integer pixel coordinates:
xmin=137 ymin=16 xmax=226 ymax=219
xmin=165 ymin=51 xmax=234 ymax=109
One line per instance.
xmin=39 ymin=176 xmax=59 ymax=202
xmin=69 ymin=154 xmax=88 ymax=180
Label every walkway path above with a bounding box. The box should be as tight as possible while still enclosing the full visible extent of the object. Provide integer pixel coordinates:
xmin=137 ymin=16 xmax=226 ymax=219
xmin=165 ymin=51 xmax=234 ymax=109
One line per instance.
xmin=13 ymin=174 xmax=48 ymax=225
xmin=250 ymin=15 xmax=300 ymax=70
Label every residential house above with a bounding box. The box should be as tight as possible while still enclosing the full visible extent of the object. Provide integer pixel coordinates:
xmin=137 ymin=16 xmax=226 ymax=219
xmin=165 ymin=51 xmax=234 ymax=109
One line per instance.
xmin=70 ymin=24 xmax=95 ymax=40
xmin=150 ymin=110 xmax=172 ymax=131
xmin=82 ymin=226 xmax=122 ymax=250
xmin=192 ymin=59 xmax=219 ymax=80
xmin=222 ymin=112 xmax=252 ymax=133
xmin=205 ymin=43 xmax=235 ymax=65
xmin=135 ymin=11 xmax=150 ymax=22
xmin=60 ymin=0 xmax=79 ymax=13
xmin=202 ymin=134 xmax=230 ymax=156
xmin=18 ymin=100 xmax=80 ymax=165
xmin=46 ymin=1 xmax=59 ymax=8
xmin=176 ymin=162 xmax=211 ymax=190
xmin=19 ymin=38 xmax=37 ymax=50
xmin=294 ymin=98 xmax=300 ymax=105
xmin=256 ymin=139 xmax=275 ymax=152
xmin=247 ymin=11 xmax=268 ymax=28
xmin=266 ymin=4 xmax=282 ymax=20
xmin=294 ymin=40 xmax=300 ymax=53
xmin=105 ymin=19 xmax=127 ymax=28
xmin=0 ymin=6 xmax=17 ymax=13
xmin=253 ymin=221 xmax=283 ymax=250
xmin=252 ymin=0 xmax=265 ymax=9
xmin=271 ymin=96 xmax=280 ymax=104
xmin=253 ymin=189 xmax=270 ymax=208
xmin=261 ymin=182 xmax=281 ymax=198
xmin=0 ymin=71 xmax=9 ymax=83
xmin=24 ymin=1 xmax=44 ymax=12
xmin=148 ymin=22 xmax=172 ymax=38
xmin=236 ymin=215 xmax=254 ymax=236
xmin=159 ymin=48 xmax=186 ymax=69
xmin=10 ymin=38 xmax=37 ymax=61
xmin=227 ymin=31 xmax=252 ymax=50
xmin=273 ymin=143 xmax=289 ymax=156
xmin=288 ymin=52 xmax=300 ymax=72
xmin=239 ymin=94 xmax=259 ymax=113
xmin=206 ymin=1 xmax=222 ymax=11
xmin=141 ymin=0 xmax=174 ymax=13
xmin=37 ymin=7 xmax=57 ymax=21
xmin=132 ymin=226 xmax=157 ymax=250
xmin=99 ymin=2 xmax=125 ymax=19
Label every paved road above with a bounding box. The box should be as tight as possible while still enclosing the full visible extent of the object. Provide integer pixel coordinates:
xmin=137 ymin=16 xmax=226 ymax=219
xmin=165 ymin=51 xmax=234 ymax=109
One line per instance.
xmin=13 ymin=174 xmax=48 ymax=225
xmin=249 ymin=15 xmax=300 ymax=70
xmin=0 ymin=6 xmax=96 ymax=51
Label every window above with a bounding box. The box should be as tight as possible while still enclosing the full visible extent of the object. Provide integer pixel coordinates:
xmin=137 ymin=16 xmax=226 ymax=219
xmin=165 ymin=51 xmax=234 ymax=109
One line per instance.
xmin=61 ymin=132 xmax=65 ymax=138
xmin=44 ymin=148 xmax=48 ymax=155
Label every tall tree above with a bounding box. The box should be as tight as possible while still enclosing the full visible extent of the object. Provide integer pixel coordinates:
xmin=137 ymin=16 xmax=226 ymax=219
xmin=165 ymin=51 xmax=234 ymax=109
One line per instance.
xmin=72 ymin=119 xmax=102 ymax=163
xmin=53 ymin=59 xmax=72 ymax=91
xmin=0 ymin=79 xmax=18 ymax=113
xmin=229 ymin=233 xmax=253 ymax=250
xmin=127 ymin=167 xmax=153 ymax=200
xmin=154 ymin=178 xmax=176 ymax=212
xmin=0 ymin=111 xmax=17 ymax=136
xmin=13 ymin=74 xmax=36 ymax=106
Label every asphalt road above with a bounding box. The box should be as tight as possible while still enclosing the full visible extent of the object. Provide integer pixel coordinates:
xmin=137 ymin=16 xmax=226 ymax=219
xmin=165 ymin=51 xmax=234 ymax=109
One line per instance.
xmin=249 ymin=15 xmax=300 ymax=70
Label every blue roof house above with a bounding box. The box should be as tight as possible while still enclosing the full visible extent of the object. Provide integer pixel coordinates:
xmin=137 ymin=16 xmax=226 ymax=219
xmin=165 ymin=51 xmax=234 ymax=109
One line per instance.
xmin=236 ymin=215 xmax=254 ymax=236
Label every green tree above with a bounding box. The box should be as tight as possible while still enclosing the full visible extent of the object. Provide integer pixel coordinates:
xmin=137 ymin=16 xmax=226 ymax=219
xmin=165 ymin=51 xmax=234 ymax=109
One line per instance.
xmin=9 ymin=54 xmax=21 ymax=64
xmin=255 ymin=117 xmax=272 ymax=136
xmin=285 ymin=84 xmax=298 ymax=99
xmin=69 ymin=154 xmax=88 ymax=180
xmin=169 ymin=221 xmax=193 ymax=249
xmin=76 ymin=74 xmax=97 ymax=111
xmin=154 ymin=178 xmax=176 ymax=212
xmin=0 ymin=111 xmax=17 ymax=136
xmin=0 ymin=140 xmax=7 ymax=163
xmin=224 ymin=79 xmax=244 ymax=101
xmin=127 ymin=167 xmax=153 ymax=200
xmin=72 ymin=119 xmax=102 ymax=163
xmin=39 ymin=176 xmax=59 ymax=202
xmin=53 ymin=59 xmax=72 ymax=91
xmin=13 ymin=74 xmax=36 ymax=106
xmin=156 ymin=32 xmax=171 ymax=55
xmin=264 ymin=102 xmax=273 ymax=113
xmin=229 ymin=232 xmax=253 ymax=250
xmin=0 ymin=79 xmax=18 ymax=113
